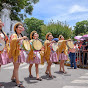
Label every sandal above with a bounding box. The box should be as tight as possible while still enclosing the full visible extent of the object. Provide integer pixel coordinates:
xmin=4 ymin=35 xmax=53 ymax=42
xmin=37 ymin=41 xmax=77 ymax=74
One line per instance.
xmin=29 ymin=75 xmax=33 ymax=78
xmin=45 ymin=72 xmax=49 ymax=75
xmin=59 ymin=71 xmax=64 ymax=73
xmin=36 ymin=77 xmax=42 ymax=81
xmin=16 ymin=83 xmax=24 ymax=87
xmin=63 ymin=71 xmax=67 ymax=74
xmin=49 ymin=75 xmax=53 ymax=79
xmin=11 ymin=79 xmax=16 ymax=82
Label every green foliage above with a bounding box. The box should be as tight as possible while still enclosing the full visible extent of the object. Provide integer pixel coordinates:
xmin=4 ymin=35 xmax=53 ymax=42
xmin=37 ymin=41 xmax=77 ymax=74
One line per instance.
xmin=0 ymin=0 xmax=39 ymax=21
xmin=74 ymin=20 xmax=88 ymax=36
xmin=41 ymin=20 xmax=72 ymax=40
xmin=24 ymin=17 xmax=44 ymax=39
xmin=24 ymin=18 xmax=72 ymax=40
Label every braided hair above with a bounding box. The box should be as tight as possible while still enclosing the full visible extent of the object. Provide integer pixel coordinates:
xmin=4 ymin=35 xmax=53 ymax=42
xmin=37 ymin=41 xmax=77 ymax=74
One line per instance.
xmin=0 ymin=29 xmax=6 ymax=37
xmin=15 ymin=24 xmax=23 ymax=38
xmin=32 ymin=32 xmax=36 ymax=39
xmin=47 ymin=34 xmax=52 ymax=40
xmin=0 ymin=19 xmax=6 ymax=43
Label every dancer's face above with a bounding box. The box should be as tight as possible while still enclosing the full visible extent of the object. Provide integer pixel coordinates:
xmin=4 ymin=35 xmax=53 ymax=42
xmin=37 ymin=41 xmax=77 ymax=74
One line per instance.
xmin=33 ymin=33 xmax=39 ymax=39
xmin=61 ymin=36 xmax=64 ymax=40
xmin=16 ymin=25 xmax=23 ymax=34
xmin=48 ymin=34 xmax=53 ymax=41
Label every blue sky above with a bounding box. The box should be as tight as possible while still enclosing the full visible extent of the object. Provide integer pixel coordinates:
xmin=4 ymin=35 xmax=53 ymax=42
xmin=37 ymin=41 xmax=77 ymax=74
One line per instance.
xmin=26 ymin=0 xmax=88 ymax=29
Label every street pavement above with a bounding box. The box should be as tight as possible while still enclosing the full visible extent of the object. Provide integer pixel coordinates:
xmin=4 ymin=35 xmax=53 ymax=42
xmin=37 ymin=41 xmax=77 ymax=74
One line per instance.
xmin=0 ymin=63 xmax=88 ymax=88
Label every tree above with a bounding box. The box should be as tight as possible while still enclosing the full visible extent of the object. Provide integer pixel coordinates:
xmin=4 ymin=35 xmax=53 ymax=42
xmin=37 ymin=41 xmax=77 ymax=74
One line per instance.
xmin=24 ymin=17 xmax=45 ymax=39
xmin=74 ymin=20 xmax=88 ymax=36
xmin=0 ymin=0 xmax=39 ymax=21
xmin=41 ymin=20 xmax=72 ymax=40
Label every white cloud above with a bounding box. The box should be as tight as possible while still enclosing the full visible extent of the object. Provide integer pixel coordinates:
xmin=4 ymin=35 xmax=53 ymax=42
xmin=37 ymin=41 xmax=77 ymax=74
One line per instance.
xmin=44 ymin=4 xmax=88 ymax=24
xmin=69 ymin=5 xmax=88 ymax=13
xmin=33 ymin=1 xmax=66 ymax=15
xmin=45 ymin=13 xmax=88 ymax=25
xmin=27 ymin=0 xmax=88 ymax=28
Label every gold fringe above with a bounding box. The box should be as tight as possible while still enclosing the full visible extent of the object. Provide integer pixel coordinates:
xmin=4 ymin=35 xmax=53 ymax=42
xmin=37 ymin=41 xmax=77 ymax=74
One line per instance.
xmin=27 ymin=40 xmax=34 ymax=61
xmin=9 ymin=34 xmax=20 ymax=62
xmin=40 ymin=49 xmax=44 ymax=65
xmin=58 ymin=40 xmax=67 ymax=54
xmin=44 ymin=40 xmax=51 ymax=62
xmin=6 ymin=40 xmax=10 ymax=54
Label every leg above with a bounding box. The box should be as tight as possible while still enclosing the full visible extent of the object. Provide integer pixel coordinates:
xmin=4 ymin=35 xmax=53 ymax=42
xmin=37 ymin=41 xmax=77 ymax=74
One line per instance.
xmin=11 ymin=70 xmax=15 ymax=80
xmin=70 ymin=53 xmax=73 ymax=68
xmin=29 ymin=64 xmax=33 ymax=77
xmin=62 ymin=60 xmax=67 ymax=73
xmin=45 ymin=62 xmax=49 ymax=74
xmin=35 ymin=64 xmax=39 ymax=79
xmin=12 ymin=63 xmax=20 ymax=84
xmin=62 ymin=60 xmax=65 ymax=72
xmin=35 ymin=64 xmax=42 ymax=81
xmin=48 ymin=61 xmax=52 ymax=77
xmin=59 ymin=60 xmax=63 ymax=71
xmin=73 ymin=54 xmax=77 ymax=69
xmin=59 ymin=53 xmax=63 ymax=71
xmin=11 ymin=63 xmax=16 ymax=80
xmin=13 ymin=62 xmax=24 ymax=87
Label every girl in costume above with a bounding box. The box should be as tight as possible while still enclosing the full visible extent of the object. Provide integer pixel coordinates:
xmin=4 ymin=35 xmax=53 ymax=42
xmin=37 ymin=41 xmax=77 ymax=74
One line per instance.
xmin=44 ymin=32 xmax=58 ymax=78
xmin=26 ymin=31 xmax=42 ymax=81
xmin=9 ymin=22 xmax=27 ymax=87
xmin=58 ymin=35 xmax=68 ymax=74
xmin=0 ymin=19 xmax=9 ymax=86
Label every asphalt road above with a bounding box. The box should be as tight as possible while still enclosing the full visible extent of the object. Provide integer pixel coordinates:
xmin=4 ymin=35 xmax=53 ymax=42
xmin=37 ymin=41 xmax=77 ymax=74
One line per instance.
xmin=0 ymin=63 xmax=88 ymax=88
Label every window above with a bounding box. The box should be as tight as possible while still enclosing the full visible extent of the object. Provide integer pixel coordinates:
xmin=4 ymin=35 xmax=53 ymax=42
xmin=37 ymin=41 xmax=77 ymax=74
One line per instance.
xmin=10 ymin=23 xmax=13 ymax=31
xmin=0 ymin=14 xmax=1 ymax=19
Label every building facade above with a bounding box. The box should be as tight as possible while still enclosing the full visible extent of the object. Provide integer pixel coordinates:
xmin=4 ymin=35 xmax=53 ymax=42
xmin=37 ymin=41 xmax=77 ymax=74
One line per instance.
xmin=0 ymin=3 xmax=19 ymax=37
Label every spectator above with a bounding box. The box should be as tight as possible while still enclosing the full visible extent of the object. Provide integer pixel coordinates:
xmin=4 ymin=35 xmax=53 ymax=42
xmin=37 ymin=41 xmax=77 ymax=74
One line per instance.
xmin=69 ymin=42 xmax=77 ymax=69
xmin=84 ymin=42 xmax=88 ymax=65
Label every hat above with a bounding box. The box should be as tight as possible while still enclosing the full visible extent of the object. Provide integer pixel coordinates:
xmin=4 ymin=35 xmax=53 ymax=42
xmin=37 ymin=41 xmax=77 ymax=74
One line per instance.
xmin=45 ymin=32 xmax=52 ymax=39
xmin=53 ymin=38 xmax=59 ymax=42
xmin=59 ymin=35 xmax=63 ymax=40
xmin=30 ymin=31 xmax=37 ymax=39
xmin=14 ymin=22 xmax=23 ymax=31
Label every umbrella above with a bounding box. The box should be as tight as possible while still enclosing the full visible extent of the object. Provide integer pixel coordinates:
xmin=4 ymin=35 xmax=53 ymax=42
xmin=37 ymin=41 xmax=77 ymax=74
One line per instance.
xmin=79 ymin=38 xmax=85 ymax=41
xmin=80 ymin=34 xmax=88 ymax=40
xmin=74 ymin=36 xmax=82 ymax=40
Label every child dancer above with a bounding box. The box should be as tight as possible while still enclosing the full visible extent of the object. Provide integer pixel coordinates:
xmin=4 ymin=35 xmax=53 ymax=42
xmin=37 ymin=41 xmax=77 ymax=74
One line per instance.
xmin=9 ymin=22 xmax=27 ymax=87
xmin=58 ymin=35 xmax=68 ymax=74
xmin=27 ymin=31 xmax=42 ymax=81
xmin=44 ymin=32 xmax=58 ymax=78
